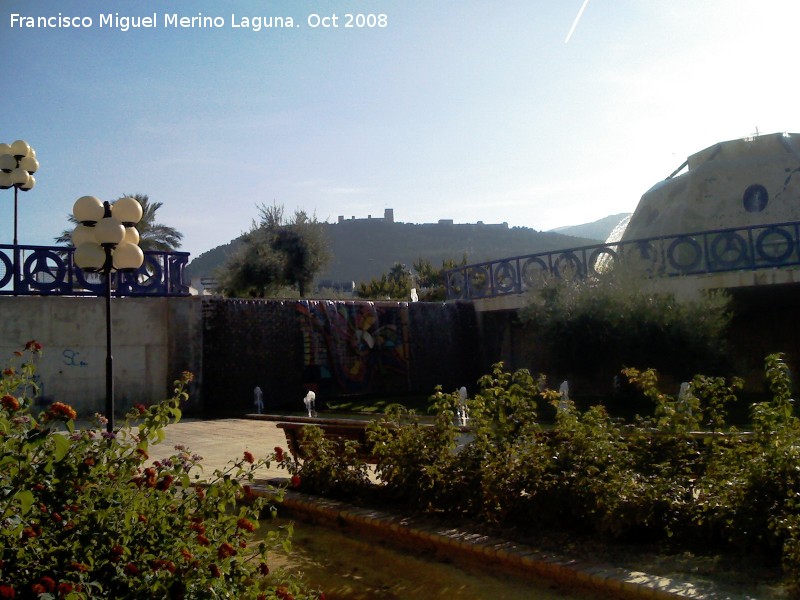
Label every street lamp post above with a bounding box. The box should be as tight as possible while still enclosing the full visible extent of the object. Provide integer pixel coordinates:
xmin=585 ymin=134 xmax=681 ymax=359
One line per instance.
xmin=0 ymin=140 xmax=39 ymax=294
xmin=72 ymin=196 xmax=144 ymax=432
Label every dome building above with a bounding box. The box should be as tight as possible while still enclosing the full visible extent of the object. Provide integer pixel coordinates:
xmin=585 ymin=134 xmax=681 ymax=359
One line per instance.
xmin=621 ymin=132 xmax=800 ymax=242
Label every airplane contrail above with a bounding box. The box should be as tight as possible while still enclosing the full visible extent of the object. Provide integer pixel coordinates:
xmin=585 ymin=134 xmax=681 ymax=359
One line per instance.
xmin=565 ymin=0 xmax=591 ymax=43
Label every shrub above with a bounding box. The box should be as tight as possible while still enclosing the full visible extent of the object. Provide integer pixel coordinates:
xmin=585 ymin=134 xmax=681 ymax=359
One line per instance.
xmin=276 ymin=357 xmax=800 ymax=594
xmin=0 ymin=343 xmax=322 ymax=600
xmin=276 ymin=425 xmax=371 ymax=500
xmin=518 ymin=268 xmax=732 ymax=380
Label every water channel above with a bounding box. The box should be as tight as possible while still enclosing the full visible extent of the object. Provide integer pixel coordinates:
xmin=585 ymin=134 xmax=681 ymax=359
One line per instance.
xmin=268 ymin=518 xmax=600 ymax=600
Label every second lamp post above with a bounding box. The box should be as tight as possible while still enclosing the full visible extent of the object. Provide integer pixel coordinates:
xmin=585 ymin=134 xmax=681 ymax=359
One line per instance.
xmin=72 ymin=196 xmax=144 ymax=432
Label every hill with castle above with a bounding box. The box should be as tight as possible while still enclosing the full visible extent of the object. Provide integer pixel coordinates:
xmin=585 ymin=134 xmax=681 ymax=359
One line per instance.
xmin=185 ymin=209 xmax=628 ymax=289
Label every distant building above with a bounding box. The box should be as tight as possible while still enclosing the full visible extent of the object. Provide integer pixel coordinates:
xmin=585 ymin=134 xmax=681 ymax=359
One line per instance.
xmin=338 ymin=208 xmax=395 ymax=224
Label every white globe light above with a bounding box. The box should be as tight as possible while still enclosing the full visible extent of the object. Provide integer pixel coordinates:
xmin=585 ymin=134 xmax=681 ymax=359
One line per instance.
xmin=95 ymin=216 xmax=125 ymax=245
xmin=19 ymin=155 xmax=39 ymax=174
xmin=112 ymin=196 xmax=143 ymax=225
xmin=73 ymin=196 xmax=105 ymax=224
xmin=0 ymin=171 xmax=12 ymax=190
xmin=74 ymin=242 xmax=106 ymax=271
xmin=113 ymin=242 xmax=144 ymax=271
xmin=20 ymin=175 xmax=35 ymax=191
xmin=10 ymin=140 xmax=31 ymax=158
xmin=0 ymin=144 xmax=11 ymax=155
xmin=0 ymin=154 xmax=15 ymax=172
xmin=9 ymin=168 xmax=29 ymax=186
xmin=123 ymin=226 xmax=140 ymax=245
xmin=71 ymin=224 xmax=96 ymax=247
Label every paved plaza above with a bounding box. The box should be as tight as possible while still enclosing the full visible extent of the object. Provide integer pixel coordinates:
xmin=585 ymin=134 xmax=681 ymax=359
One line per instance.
xmin=147 ymin=417 xmax=289 ymax=480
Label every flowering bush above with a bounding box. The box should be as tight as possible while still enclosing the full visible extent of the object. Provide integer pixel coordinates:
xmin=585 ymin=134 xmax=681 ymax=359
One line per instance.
xmin=282 ymin=358 xmax=800 ymax=594
xmin=0 ymin=343 xmax=322 ymax=599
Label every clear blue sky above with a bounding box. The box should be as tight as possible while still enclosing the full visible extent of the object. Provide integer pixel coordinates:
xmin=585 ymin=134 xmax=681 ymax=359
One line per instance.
xmin=3 ymin=0 xmax=799 ymax=259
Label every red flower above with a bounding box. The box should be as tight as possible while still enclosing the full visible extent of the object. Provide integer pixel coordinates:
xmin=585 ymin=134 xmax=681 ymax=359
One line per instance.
xmin=274 ymin=446 xmax=285 ymax=461
xmin=37 ymin=577 xmax=55 ymax=593
xmin=133 ymin=403 xmax=147 ymax=415
xmin=135 ymin=448 xmax=149 ymax=460
xmin=110 ymin=545 xmax=125 ymax=563
xmin=25 ymin=340 xmax=42 ymax=352
xmin=1 ymin=395 xmax=19 ymax=411
xmin=30 ymin=584 xmax=45 ymax=595
xmin=209 ymin=564 xmax=221 ymax=578
xmin=2 ymin=369 xmax=14 ymax=377
xmin=0 ymin=585 xmax=13 ymax=599
xmin=69 ymin=562 xmax=89 ymax=573
xmin=156 ymin=475 xmax=174 ymax=491
xmin=57 ymin=583 xmax=73 ymax=595
xmin=197 ymin=534 xmax=210 ymax=546
xmin=123 ymin=562 xmax=139 ymax=576
xmin=243 ymin=450 xmax=255 ymax=464
xmin=180 ymin=549 xmax=193 ymax=561
xmin=217 ymin=543 xmax=236 ymax=560
xmin=290 ymin=475 xmax=301 ymax=488
xmin=236 ymin=517 xmax=256 ymax=533
xmin=258 ymin=562 xmax=270 ymax=575
xmin=189 ymin=522 xmax=206 ymax=534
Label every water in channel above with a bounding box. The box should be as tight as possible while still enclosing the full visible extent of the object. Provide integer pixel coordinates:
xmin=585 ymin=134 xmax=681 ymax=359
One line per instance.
xmin=267 ymin=518 xmax=600 ymax=600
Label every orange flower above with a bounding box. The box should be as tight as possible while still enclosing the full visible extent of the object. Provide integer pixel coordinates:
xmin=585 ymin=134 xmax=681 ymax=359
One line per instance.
xmin=47 ymin=402 xmax=77 ymax=421
xmin=1 ymin=395 xmax=19 ymax=411
xmin=236 ymin=517 xmax=256 ymax=533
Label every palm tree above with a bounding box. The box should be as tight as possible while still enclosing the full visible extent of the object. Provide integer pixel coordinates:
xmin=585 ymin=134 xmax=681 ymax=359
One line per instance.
xmin=56 ymin=194 xmax=183 ymax=252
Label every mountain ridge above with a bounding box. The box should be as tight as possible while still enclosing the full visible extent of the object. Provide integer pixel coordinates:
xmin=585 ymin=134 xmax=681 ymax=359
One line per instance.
xmin=186 ymin=213 xmax=628 ymax=286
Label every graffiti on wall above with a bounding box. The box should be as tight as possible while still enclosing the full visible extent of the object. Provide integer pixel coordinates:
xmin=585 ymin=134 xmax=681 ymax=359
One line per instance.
xmin=62 ymin=348 xmax=88 ymax=367
xmin=296 ymin=300 xmax=410 ymax=394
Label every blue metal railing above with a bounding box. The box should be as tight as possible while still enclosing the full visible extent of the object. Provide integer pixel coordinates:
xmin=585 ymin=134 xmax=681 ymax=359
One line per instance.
xmin=444 ymin=220 xmax=800 ymax=300
xmin=0 ymin=244 xmax=191 ymax=297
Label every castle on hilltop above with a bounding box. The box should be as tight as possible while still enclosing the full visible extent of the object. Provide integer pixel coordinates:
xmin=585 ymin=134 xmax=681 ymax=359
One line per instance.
xmin=336 ymin=208 xmax=508 ymax=228
xmin=337 ymin=208 xmax=395 ymax=223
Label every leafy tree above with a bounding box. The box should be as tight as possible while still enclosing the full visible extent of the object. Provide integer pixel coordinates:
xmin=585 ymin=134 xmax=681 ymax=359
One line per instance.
xmin=356 ymin=262 xmax=413 ymax=300
xmin=356 ymin=257 xmax=467 ymax=301
xmin=218 ymin=203 xmax=330 ymax=298
xmin=56 ymin=194 xmax=184 ymax=252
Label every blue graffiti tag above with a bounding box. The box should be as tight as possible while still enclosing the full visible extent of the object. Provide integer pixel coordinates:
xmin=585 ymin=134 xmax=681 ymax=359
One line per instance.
xmin=62 ymin=348 xmax=88 ymax=367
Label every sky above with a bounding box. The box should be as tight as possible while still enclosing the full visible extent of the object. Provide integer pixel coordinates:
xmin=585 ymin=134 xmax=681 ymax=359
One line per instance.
xmin=2 ymin=0 xmax=800 ymax=260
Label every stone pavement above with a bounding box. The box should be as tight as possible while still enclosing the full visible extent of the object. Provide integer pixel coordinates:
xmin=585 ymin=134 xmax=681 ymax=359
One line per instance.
xmin=148 ymin=417 xmax=289 ymax=478
xmin=148 ymin=417 xmax=757 ymax=600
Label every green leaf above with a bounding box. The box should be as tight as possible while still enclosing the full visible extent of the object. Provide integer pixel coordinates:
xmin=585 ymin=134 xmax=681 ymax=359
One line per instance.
xmin=15 ymin=489 xmax=34 ymax=515
xmin=52 ymin=432 xmax=71 ymax=462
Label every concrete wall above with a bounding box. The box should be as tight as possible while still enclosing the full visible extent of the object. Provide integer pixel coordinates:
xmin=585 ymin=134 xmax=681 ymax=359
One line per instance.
xmin=0 ymin=296 xmax=204 ymax=418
